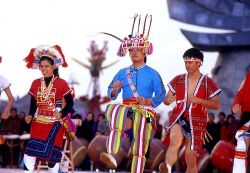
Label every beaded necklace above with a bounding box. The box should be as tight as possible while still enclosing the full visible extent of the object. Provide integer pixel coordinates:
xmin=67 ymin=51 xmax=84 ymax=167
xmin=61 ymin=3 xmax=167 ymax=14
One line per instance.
xmin=40 ymin=75 xmax=55 ymax=102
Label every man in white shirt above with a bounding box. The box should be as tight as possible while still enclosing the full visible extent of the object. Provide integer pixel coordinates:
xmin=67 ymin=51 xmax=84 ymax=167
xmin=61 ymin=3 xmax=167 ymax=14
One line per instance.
xmin=0 ymin=56 xmax=14 ymax=119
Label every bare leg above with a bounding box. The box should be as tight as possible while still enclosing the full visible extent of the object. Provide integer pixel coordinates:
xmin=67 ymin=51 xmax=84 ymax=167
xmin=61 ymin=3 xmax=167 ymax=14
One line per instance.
xmin=184 ymin=139 xmax=198 ymax=173
xmin=160 ymin=123 xmax=183 ymax=173
xmin=165 ymin=124 xmax=183 ymax=165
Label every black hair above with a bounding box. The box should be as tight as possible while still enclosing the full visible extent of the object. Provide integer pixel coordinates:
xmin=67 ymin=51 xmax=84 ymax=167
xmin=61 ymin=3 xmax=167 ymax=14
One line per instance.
xmin=183 ymin=48 xmax=204 ymax=62
xmin=225 ymin=114 xmax=235 ymax=127
xmin=53 ymin=68 xmax=59 ymax=77
xmin=208 ymin=112 xmax=215 ymax=118
xmin=218 ymin=111 xmax=226 ymax=118
xmin=144 ymin=56 xmax=147 ymax=63
xmin=10 ymin=107 xmax=17 ymax=112
xmin=39 ymin=56 xmax=54 ymax=66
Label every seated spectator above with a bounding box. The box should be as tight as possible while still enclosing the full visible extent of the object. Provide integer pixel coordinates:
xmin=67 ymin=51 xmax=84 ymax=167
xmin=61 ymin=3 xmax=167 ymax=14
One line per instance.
xmin=19 ymin=111 xmax=31 ymax=135
xmin=76 ymin=112 xmax=97 ymax=170
xmin=4 ymin=107 xmax=21 ymax=135
xmin=203 ymin=112 xmax=219 ymax=153
xmin=76 ymin=112 xmax=97 ymax=142
xmin=216 ymin=111 xmax=226 ymax=139
xmin=3 ymin=107 xmax=21 ymax=166
xmin=96 ymin=113 xmax=109 ymax=136
xmin=220 ymin=114 xmax=236 ymax=143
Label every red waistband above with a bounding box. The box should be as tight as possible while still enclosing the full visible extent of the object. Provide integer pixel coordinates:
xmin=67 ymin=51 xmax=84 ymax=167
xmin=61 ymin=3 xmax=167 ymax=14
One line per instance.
xmin=38 ymin=110 xmax=54 ymax=116
xmin=123 ymin=97 xmax=138 ymax=105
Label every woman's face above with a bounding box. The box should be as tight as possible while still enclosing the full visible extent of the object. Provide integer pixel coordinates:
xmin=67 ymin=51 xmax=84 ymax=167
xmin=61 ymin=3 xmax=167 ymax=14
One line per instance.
xmin=39 ymin=59 xmax=54 ymax=77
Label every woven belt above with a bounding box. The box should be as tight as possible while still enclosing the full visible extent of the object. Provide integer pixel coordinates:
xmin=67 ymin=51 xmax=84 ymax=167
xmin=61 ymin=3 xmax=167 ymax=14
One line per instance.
xmin=35 ymin=115 xmax=56 ymax=124
xmin=123 ymin=97 xmax=138 ymax=105
xmin=125 ymin=104 xmax=156 ymax=120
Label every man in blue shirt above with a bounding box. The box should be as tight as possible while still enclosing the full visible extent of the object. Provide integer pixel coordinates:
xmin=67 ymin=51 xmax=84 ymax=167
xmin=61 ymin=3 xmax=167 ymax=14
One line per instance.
xmin=100 ymin=14 xmax=166 ymax=173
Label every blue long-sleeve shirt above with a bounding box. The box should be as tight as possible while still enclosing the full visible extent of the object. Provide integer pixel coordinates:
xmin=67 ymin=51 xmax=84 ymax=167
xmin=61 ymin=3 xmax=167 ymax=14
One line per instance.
xmin=107 ymin=64 xmax=166 ymax=108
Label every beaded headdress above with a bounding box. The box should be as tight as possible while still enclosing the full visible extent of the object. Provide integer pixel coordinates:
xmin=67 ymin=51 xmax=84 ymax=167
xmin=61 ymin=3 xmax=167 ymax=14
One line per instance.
xmin=24 ymin=45 xmax=68 ymax=69
xmin=117 ymin=14 xmax=153 ymax=57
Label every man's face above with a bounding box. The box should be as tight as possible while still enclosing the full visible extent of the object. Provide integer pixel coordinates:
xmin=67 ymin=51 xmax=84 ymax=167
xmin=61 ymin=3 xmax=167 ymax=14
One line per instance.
xmin=219 ymin=114 xmax=225 ymax=121
xmin=128 ymin=48 xmax=145 ymax=63
xmin=184 ymin=61 xmax=201 ymax=74
xmin=208 ymin=114 xmax=214 ymax=123
xmin=86 ymin=113 xmax=93 ymax=121
xmin=10 ymin=110 xmax=17 ymax=117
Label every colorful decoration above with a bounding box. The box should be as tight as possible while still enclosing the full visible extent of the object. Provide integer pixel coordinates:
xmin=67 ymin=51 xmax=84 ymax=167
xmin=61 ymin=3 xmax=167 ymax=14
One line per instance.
xmin=24 ymin=45 xmax=68 ymax=69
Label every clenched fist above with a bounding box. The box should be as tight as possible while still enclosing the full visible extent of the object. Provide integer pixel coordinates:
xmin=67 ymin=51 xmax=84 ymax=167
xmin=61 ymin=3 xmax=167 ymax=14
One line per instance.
xmin=25 ymin=115 xmax=33 ymax=124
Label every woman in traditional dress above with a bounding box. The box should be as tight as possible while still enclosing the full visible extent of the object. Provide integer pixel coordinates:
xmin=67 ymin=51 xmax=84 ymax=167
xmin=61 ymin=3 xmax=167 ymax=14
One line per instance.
xmin=21 ymin=45 xmax=74 ymax=173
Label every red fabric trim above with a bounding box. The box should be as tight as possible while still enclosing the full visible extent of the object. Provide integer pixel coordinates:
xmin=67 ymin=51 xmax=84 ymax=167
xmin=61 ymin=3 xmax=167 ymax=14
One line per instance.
xmin=53 ymin=45 xmax=68 ymax=67
xmin=24 ymin=48 xmax=35 ymax=68
xmin=123 ymin=97 xmax=138 ymax=105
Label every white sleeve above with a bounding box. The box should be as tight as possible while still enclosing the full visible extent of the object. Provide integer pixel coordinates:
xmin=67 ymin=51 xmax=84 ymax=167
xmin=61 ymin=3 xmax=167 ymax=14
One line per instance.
xmin=0 ymin=75 xmax=11 ymax=90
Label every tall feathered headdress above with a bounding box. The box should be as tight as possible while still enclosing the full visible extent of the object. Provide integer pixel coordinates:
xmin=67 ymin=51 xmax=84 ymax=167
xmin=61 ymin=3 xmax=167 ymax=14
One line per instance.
xmin=117 ymin=14 xmax=153 ymax=57
xmin=100 ymin=14 xmax=153 ymax=57
xmin=24 ymin=45 xmax=68 ymax=69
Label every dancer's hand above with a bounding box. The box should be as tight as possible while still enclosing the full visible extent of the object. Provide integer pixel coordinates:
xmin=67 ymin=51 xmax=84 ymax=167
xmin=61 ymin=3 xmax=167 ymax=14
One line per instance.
xmin=189 ymin=95 xmax=202 ymax=104
xmin=1 ymin=110 xmax=9 ymax=119
xmin=113 ymin=81 xmax=122 ymax=91
xmin=111 ymin=81 xmax=122 ymax=96
xmin=164 ymin=92 xmax=176 ymax=105
xmin=232 ymin=104 xmax=241 ymax=115
xmin=25 ymin=115 xmax=33 ymax=124
xmin=138 ymin=96 xmax=152 ymax=106
xmin=54 ymin=112 xmax=62 ymax=120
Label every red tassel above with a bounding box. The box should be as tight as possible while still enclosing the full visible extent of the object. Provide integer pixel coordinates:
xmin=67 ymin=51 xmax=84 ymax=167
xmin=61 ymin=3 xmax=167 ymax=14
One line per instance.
xmin=53 ymin=45 xmax=68 ymax=67
xmin=23 ymin=48 xmax=35 ymax=68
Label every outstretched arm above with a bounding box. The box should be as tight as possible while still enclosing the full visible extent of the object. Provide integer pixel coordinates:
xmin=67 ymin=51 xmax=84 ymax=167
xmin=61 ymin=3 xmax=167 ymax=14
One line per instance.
xmin=1 ymin=87 xmax=14 ymax=119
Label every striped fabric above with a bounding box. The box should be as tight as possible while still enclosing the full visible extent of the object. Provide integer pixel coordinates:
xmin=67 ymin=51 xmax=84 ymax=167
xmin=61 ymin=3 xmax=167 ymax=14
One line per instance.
xmin=105 ymin=104 xmax=131 ymax=154
xmin=131 ymin=109 xmax=154 ymax=173
xmin=233 ymin=121 xmax=250 ymax=173
xmin=105 ymin=103 xmax=154 ymax=173
xmin=235 ymin=150 xmax=247 ymax=159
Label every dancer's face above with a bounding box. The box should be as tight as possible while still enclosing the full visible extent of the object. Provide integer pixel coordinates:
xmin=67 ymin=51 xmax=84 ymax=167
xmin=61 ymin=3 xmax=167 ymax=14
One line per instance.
xmin=129 ymin=48 xmax=146 ymax=64
xmin=184 ymin=61 xmax=200 ymax=74
xmin=39 ymin=59 xmax=54 ymax=77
